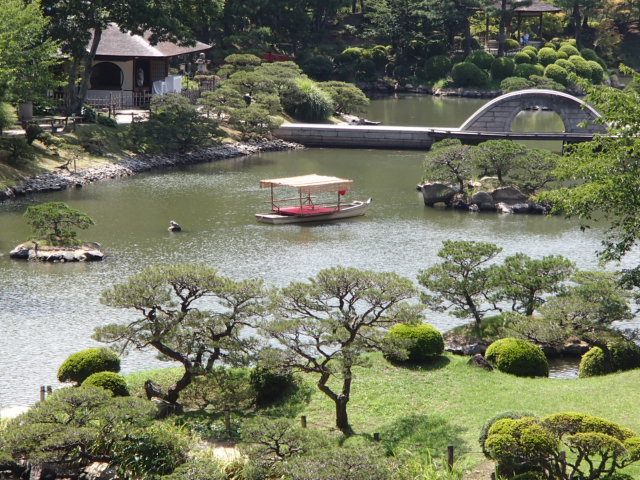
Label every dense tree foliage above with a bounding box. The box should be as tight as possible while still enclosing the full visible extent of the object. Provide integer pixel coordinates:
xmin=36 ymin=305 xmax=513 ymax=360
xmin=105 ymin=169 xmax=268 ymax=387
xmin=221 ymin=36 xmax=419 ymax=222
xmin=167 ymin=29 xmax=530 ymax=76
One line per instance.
xmin=94 ymin=264 xmax=265 ymax=406
xmin=24 ymin=202 xmax=95 ymax=246
xmin=260 ymin=266 xmax=422 ymax=433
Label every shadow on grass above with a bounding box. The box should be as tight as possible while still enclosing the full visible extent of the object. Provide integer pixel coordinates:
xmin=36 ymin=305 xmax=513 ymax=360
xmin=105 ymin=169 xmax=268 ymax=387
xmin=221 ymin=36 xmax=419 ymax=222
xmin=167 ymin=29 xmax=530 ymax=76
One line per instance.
xmin=385 ymin=355 xmax=451 ymax=371
xmin=377 ymin=413 xmax=468 ymax=459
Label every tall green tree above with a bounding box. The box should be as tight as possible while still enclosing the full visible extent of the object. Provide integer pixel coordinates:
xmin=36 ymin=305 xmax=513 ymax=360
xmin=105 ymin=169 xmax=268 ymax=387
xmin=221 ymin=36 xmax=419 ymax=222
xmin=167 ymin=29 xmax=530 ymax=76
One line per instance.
xmin=0 ymin=0 xmax=61 ymax=105
xmin=423 ymin=139 xmax=476 ymax=194
xmin=418 ymin=240 xmax=502 ymax=325
xmin=260 ymin=266 xmax=422 ymax=433
xmin=538 ymin=70 xmax=640 ymax=264
xmin=24 ymin=202 xmax=95 ymax=246
xmin=475 ymin=139 xmax=527 ymax=185
xmin=42 ymin=0 xmax=197 ymax=114
xmin=553 ymin=0 xmax=602 ymax=48
xmin=94 ymin=264 xmax=265 ymax=407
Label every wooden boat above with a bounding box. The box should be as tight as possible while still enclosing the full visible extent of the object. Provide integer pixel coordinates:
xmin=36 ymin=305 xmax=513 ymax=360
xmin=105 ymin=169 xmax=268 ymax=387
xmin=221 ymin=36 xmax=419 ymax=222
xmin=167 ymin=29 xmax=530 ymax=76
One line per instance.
xmin=255 ymin=174 xmax=371 ymax=224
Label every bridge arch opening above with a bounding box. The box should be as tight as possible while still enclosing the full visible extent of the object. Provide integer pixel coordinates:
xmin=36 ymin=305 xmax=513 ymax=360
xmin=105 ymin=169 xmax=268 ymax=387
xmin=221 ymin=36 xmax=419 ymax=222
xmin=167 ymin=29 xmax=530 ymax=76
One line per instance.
xmin=511 ymin=108 xmax=565 ymax=133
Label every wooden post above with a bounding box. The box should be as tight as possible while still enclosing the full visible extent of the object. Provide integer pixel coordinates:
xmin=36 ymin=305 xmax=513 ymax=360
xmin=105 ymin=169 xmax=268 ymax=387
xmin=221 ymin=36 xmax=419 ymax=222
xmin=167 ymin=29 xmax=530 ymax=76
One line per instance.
xmin=39 ymin=386 xmax=45 ymax=402
xmin=300 ymin=415 xmax=307 ymax=428
xmin=46 ymin=385 xmax=52 ymax=396
xmin=373 ymin=432 xmax=380 ymax=442
xmin=447 ymin=445 xmax=454 ymax=469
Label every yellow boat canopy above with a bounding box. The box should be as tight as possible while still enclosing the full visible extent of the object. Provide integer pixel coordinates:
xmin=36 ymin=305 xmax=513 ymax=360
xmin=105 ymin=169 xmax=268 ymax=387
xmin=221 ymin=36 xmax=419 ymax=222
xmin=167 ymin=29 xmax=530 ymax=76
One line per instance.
xmin=259 ymin=174 xmax=353 ymax=194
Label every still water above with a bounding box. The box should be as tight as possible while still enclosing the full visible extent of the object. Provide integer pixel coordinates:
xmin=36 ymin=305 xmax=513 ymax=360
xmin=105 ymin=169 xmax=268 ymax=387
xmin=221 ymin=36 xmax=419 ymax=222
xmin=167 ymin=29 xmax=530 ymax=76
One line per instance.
xmin=0 ymin=95 xmax=625 ymax=406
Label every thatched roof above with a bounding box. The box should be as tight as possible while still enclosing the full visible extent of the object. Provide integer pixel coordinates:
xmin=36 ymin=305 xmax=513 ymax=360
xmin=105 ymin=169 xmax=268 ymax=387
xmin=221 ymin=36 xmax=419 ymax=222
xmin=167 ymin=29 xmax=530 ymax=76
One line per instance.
xmin=94 ymin=23 xmax=210 ymax=58
xmin=259 ymin=174 xmax=354 ymax=194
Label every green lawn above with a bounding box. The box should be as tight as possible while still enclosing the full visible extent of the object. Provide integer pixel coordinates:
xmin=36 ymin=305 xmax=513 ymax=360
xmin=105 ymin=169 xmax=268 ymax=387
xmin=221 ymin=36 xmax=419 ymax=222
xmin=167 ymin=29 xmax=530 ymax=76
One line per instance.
xmin=126 ymin=353 xmax=640 ymax=475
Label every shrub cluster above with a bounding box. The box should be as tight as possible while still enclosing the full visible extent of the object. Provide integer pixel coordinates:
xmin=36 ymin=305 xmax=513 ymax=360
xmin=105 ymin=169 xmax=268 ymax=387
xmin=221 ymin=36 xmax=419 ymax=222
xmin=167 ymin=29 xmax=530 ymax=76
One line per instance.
xmin=451 ymin=62 xmax=487 ymax=87
xmin=485 ymin=338 xmax=548 ymax=377
xmin=384 ymin=322 xmax=444 ymax=363
xmin=81 ymin=371 xmax=130 ymax=396
xmin=57 ymin=347 xmax=121 ymax=385
xmin=579 ymin=340 xmax=640 ymax=377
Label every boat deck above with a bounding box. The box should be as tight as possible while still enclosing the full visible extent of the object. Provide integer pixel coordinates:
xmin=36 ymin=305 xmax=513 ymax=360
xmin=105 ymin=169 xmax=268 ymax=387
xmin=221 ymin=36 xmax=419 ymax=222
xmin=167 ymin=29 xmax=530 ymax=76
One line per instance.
xmin=277 ymin=205 xmax=337 ymax=216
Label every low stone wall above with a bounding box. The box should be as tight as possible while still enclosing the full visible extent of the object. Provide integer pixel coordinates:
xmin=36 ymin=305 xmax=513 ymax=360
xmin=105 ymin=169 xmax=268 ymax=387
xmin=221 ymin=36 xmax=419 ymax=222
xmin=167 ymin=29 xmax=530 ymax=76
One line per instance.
xmin=274 ymin=124 xmax=435 ymax=149
xmin=0 ymin=140 xmax=302 ymax=202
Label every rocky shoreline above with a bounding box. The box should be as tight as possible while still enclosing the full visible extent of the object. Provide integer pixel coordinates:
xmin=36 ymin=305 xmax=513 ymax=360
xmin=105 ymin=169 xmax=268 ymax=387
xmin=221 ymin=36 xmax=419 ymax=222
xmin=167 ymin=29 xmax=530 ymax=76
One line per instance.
xmin=0 ymin=139 xmax=303 ymax=202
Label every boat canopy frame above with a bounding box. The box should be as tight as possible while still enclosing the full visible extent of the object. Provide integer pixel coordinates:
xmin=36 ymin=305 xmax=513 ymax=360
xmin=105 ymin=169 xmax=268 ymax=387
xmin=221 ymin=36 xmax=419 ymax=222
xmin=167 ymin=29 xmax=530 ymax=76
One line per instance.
xmin=259 ymin=174 xmax=354 ymax=215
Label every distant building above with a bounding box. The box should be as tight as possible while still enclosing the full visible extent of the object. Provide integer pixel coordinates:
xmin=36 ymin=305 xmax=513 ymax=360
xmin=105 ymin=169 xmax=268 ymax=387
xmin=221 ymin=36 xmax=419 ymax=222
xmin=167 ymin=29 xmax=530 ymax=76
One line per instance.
xmin=88 ymin=23 xmax=211 ymax=107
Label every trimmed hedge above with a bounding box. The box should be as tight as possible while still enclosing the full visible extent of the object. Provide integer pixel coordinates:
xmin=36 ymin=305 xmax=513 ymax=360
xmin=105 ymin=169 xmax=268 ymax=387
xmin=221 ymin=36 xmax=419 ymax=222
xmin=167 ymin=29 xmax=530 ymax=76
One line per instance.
xmin=537 ymin=47 xmax=558 ymax=66
xmin=485 ymin=338 xmax=549 ymax=377
xmin=558 ymin=44 xmax=580 ymax=57
xmin=385 ymin=322 xmax=444 ymax=362
xmin=505 ymin=38 xmax=520 ymax=51
xmin=500 ymin=76 xmax=534 ymax=93
xmin=479 ymin=410 xmax=534 ymax=457
xmin=544 ymin=64 xmax=569 ymax=86
xmin=513 ymin=63 xmax=543 ymax=79
xmin=514 ymin=52 xmax=532 ymax=65
xmin=491 ymin=57 xmax=515 ymax=81
xmin=587 ymin=60 xmax=604 ymax=83
xmin=57 ymin=347 xmax=121 ymax=385
xmin=466 ymin=50 xmax=495 ymax=70
xmin=579 ymin=346 xmax=608 ymax=377
xmin=250 ymin=367 xmax=297 ymax=408
xmin=451 ymin=62 xmax=487 ymax=87
xmin=579 ymin=341 xmax=640 ymax=377
xmin=569 ymin=55 xmax=592 ymax=79
xmin=82 ymin=371 xmax=130 ymax=396
xmin=555 ymin=58 xmax=575 ymax=73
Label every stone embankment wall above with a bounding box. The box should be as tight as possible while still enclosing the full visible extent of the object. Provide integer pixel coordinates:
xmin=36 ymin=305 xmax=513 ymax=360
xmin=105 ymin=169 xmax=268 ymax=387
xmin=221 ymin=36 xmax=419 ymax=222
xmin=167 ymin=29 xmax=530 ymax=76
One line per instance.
xmin=0 ymin=140 xmax=301 ymax=202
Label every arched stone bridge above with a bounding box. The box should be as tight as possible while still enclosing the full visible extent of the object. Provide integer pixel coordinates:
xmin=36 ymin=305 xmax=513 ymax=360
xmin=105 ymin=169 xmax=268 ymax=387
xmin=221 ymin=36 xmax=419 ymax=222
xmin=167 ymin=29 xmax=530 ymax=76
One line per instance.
xmin=274 ymin=89 xmax=605 ymax=149
xmin=459 ymin=89 xmax=603 ymax=134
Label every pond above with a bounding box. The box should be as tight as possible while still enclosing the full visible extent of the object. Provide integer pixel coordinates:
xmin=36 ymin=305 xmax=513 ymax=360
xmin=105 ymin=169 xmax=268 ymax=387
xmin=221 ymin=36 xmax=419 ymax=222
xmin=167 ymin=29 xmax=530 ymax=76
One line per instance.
xmin=0 ymin=94 xmax=632 ymax=406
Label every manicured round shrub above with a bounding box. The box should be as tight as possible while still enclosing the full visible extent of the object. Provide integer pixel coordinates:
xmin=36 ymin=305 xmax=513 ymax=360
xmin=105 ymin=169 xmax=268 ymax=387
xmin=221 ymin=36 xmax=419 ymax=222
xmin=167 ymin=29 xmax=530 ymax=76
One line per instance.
xmin=514 ymin=52 xmax=532 ymax=65
xmin=57 ymin=347 xmax=121 ymax=385
xmin=513 ymin=63 xmax=543 ymax=79
xmin=485 ymin=338 xmax=549 ymax=377
xmin=479 ymin=411 xmax=534 ymax=457
xmin=537 ymin=47 xmax=558 ymax=66
xmin=522 ymin=45 xmax=538 ymax=55
xmin=466 ymin=50 xmax=495 ymax=70
xmin=579 ymin=346 xmax=607 ymax=378
xmin=587 ymin=60 xmax=604 ymax=84
xmin=556 ymin=50 xmax=569 ymax=60
xmin=491 ymin=57 xmax=515 ymax=81
xmin=385 ymin=322 xmax=444 ymax=362
xmin=544 ymin=42 xmax=556 ymax=49
xmin=569 ymin=55 xmax=592 ymax=79
xmin=555 ymin=58 xmax=575 ymax=73
xmin=500 ymin=76 xmax=534 ymax=93
xmin=611 ymin=340 xmax=640 ymax=371
xmin=424 ymin=55 xmax=452 ymax=81
xmin=559 ymin=44 xmax=580 ymax=58
xmin=544 ymin=64 xmax=569 ymax=86
xmin=505 ymin=38 xmax=520 ymax=51
xmin=250 ymin=366 xmax=297 ymax=408
xmin=82 ymin=371 xmax=130 ymax=396
xmin=282 ymin=78 xmax=334 ymax=122
xmin=580 ymin=48 xmax=598 ymax=62
xmin=451 ymin=62 xmax=487 ymax=87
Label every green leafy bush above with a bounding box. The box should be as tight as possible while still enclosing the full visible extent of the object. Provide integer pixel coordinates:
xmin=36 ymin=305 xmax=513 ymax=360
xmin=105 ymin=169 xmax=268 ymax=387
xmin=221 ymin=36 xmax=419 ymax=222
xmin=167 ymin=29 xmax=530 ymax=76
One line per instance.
xmin=569 ymin=55 xmax=592 ymax=79
xmin=385 ymin=323 xmax=444 ymax=363
xmin=0 ymin=137 xmax=35 ymax=167
xmin=587 ymin=60 xmax=604 ymax=83
xmin=82 ymin=371 xmax=129 ymax=396
xmin=505 ymin=38 xmax=520 ymax=51
xmin=451 ymin=62 xmax=487 ymax=87
xmin=537 ymin=47 xmax=558 ymax=66
xmin=500 ymin=76 xmax=534 ymax=93
xmin=544 ymin=64 xmax=569 ymax=86
xmin=580 ymin=48 xmax=599 ymax=62
xmin=24 ymin=201 xmax=95 ymax=246
xmin=579 ymin=346 xmax=607 ymax=377
xmin=555 ymin=58 xmax=575 ymax=73
xmin=250 ymin=367 xmax=297 ymax=408
xmin=57 ymin=347 xmax=121 ymax=385
xmin=96 ymin=115 xmax=118 ymax=128
xmin=356 ymin=59 xmax=377 ymax=82
xmin=485 ymin=338 xmax=548 ymax=377
xmin=466 ymin=50 xmax=495 ymax=70
xmin=318 ymin=81 xmax=369 ymax=114
xmin=529 ymin=75 xmax=566 ymax=91
xmin=556 ymin=50 xmax=569 ymax=60
xmin=282 ymin=77 xmax=334 ymax=122
xmin=479 ymin=411 xmax=534 ymax=457
xmin=558 ymin=44 xmax=580 ymax=57
xmin=424 ymin=55 xmax=452 ymax=81
xmin=513 ymin=63 xmax=543 ymax=79
xmin=0 ymin=102 xmax=18 ymax=133
xmin=302 ymin=56 xmax=334 ymax=81
xmin=514 ymin=52 xmax=532 ymax=65
xmin=522 ymin=46 xmax=538 ymax=55
xmin=491 ymin=57 xmax=515 ymax=81
xmin=24 ymin=122 xmax=45 ymax=145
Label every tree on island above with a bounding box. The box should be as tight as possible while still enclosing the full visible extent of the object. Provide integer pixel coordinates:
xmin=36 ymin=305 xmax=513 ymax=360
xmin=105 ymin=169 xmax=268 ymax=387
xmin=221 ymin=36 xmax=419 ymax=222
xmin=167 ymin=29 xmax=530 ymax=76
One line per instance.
xmin=24 ymin=202 xmax=95 ymax=246
xmin=94 ymin=264 xmax=265 ymax=407
xmin=423 ymin=139 xmax=476 ymax=194
xmin=260 ymin=266 xmax=422 ymax=434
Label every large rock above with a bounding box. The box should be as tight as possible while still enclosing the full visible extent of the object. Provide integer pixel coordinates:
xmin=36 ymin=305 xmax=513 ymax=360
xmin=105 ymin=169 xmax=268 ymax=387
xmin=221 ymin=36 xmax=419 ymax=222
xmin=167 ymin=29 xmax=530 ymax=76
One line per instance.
xmin=468 ymin=354 xmax=493 ymax=371
xmin=469 ymin=191 xmax=495 ymax=211
xmin=491 ymin=186 xmax=528 ymax=205
xmin=419 ymin=182 xmax=458 ymax=206
xmin=10 ymin=243 xmax=104 ymax=262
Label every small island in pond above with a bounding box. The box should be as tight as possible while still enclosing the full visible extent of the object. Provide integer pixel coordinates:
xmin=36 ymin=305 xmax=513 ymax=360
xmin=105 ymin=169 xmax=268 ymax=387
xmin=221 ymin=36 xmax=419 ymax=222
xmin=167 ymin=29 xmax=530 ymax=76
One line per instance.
xmin=10 ymin=202 xmax=104 ymax=262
